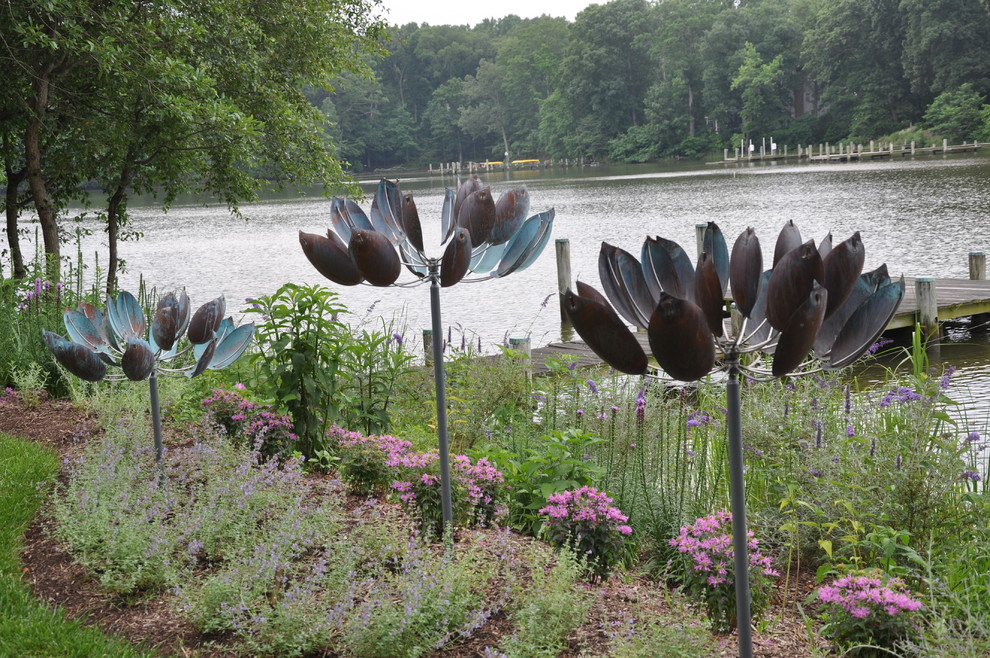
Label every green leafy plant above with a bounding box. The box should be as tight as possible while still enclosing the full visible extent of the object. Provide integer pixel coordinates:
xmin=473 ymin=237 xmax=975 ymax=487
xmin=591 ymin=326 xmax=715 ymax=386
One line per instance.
xmin=482 ymin=428 xmax=604 ymax=536
xmin=497 ymin=547 xmax=591 ymax=658
xmin=338 ymin=324 xmax=414 ymax=436
xmin=246 ymin=283 xmax=351 ymax=457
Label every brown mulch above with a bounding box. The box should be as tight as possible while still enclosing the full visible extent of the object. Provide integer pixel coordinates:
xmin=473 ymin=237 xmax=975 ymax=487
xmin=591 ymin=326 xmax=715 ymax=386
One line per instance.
xmin=1 ymin=395 xmax=820 ymax=657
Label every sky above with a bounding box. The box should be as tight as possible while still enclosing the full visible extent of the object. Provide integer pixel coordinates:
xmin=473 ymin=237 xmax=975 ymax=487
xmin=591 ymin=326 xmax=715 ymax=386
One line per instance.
xmin=375 ymin=0 xmax=598 ymax=27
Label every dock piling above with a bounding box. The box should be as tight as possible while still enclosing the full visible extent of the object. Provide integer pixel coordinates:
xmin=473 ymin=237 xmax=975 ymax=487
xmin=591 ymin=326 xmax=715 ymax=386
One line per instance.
xmin=916 ymin=276 xmax=939 ymax=339
xmin=423 ymin=329 xmax=434 ymax=365
xmin=555 ymin=238 xmax=572 ymax=324
xmin=509 ymin=335 xmax=532 ymax=385
xmin=970 ymin=252 xmax=986 ymax=281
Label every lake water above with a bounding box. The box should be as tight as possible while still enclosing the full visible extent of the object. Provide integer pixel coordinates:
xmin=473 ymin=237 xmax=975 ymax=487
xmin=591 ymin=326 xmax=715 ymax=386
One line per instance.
xmin=40 ymin=152 xmax=990 ymax=429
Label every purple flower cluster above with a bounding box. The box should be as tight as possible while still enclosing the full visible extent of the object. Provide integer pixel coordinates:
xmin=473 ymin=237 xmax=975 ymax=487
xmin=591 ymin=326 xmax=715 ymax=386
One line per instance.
xmin=201 ymin=388 xmax=297 ymax=458
xmin=818 ymin=574 xmax=922 ymax=618
xmin=539 ymin=486 xmax=633 ymax=581
xmin=17 ymin=277 xmax=63 ymax=312
xmin=453 ymin=455 xmax=505 ymax=525
xmin=686 ymin=410 xmax=715 ymax=429
xmin=961 ymin=470 xmax=982 ymax=482
xmin=867 ymin=337 xmax=894 ymax=355
xmin=669 ymin=511 xmax=778 ymax=631
xmin=940 ymin=365 xmax=957 ymax=391
xmin=817 ymin=571 xmax=923 ymax=650
xmin=389 ymin=449 xmax=507 ymax=536
xmin=0 ymin=387 xmax=16 ymax=402
xmin=635 ymin=386 xmax=646 ymax=422
xmin=879 ymin=386 xmax=923 ymax=408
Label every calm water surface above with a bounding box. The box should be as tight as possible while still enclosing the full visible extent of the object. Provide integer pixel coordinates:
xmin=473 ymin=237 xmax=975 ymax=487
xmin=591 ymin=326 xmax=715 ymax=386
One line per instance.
xmin=53 ymin=153 xmax=990 ymax=429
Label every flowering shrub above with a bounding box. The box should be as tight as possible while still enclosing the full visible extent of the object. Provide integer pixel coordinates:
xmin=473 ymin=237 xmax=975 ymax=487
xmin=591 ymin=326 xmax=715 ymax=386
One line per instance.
xmin=669 ymin=511 xmax=779 ymax=631
xmin=390 ymin=451 xmax=507 ymax=538
xmin=453 ymin=455 xmax=506 ymax=527
xmin=333 ymin=427 xmax=412 ymax=494
xmin=539 ymin=486 xmax=633 ymax=581
xmin=816 ymin=570 xmax=923 ymax=653
xmin=201 ymin=387 xmax=296 ymax=459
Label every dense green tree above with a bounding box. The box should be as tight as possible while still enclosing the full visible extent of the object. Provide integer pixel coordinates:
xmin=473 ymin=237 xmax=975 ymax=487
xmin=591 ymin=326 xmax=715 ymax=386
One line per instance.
xmin=652 ymin=0 xmax=728 ymax=140
xmin=732 ymin=42 xmax=787 ymax=138
xmin=556 ymin=0 xmax=658 ymax=157
xmin=1 ymin=0 xmax=386 ymax=287
xmin=495 ymin=16 xmax=570 ymax=155
xmin=424 ymin=79 xmax=470 ymax=163
xmin=900 ymin=0 xmax=990 ymax=103
xmin=923 ymin=83 xmax=987 ymax=142
xmin=458 ymin=60 xmax=513 ymax=162
xmin=802 ymin=0 xmax=914 ymax=139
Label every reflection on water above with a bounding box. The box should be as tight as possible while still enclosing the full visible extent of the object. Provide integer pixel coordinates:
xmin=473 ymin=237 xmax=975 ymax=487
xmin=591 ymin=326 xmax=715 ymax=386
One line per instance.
xmin=24 ymin=152 xmax=990 ymax=430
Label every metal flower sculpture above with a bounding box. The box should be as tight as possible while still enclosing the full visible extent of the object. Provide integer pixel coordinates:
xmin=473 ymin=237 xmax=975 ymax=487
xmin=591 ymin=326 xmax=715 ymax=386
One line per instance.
xmin=42 ymin=290 xmax=255 ymax=473
xmin=300 ymin=177 xmax=554 ymax=542
xmin=564 ymin=221 xmax=903 ymax=657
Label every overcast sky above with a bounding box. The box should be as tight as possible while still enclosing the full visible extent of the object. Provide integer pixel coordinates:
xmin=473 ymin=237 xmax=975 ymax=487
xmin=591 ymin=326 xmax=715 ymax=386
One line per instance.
xmin=376 ymin=0 xmax=598 ymax=27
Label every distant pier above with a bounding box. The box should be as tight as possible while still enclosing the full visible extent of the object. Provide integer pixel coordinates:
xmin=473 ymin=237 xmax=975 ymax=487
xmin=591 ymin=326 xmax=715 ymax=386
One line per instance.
xmin=711 ymin=140 xmax=982 ymax=165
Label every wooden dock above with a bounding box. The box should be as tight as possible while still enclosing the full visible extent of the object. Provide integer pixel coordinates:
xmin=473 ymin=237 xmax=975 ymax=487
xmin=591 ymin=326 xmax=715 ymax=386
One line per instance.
xmin=710 ymin=140 xmax=982 ymax=165
xmin=523 ymin=274 xmax=990 ymax=375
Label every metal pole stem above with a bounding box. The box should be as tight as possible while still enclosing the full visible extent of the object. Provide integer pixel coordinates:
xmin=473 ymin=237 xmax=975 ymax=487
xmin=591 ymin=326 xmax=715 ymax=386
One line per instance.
xmin=148 ymin=370 xmax=165 ymax=484
xmin=726 ymin=358 xmax=753 ymax=658
xmin=428 ymin=263 xmax=455 ymax=550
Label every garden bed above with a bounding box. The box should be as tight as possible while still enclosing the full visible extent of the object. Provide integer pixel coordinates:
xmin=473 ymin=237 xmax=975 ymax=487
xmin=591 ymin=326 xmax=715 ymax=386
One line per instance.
xmin=2 ymin=395 xmax=818 ymax=657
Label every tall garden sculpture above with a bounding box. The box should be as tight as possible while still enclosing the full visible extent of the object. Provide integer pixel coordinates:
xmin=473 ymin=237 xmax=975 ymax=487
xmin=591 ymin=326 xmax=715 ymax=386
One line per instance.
xmin=564 ymin=221 xmax=904 ymax=658
xmin=43 ymin=290 xmax=255 ymax=476
xmin=300 ymin=177 xmax=554 ymax=544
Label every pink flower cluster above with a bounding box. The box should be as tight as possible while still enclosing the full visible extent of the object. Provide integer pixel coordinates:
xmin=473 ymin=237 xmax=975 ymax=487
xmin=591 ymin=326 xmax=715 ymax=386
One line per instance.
xmin=331 ymin=426 xmax=506 ymax=534
xmin=334 ymin=428 xmax=413 ymax=466
xmin=670 ymin=511 xmax=778 ymax=587
xmin=201 ymin=388 xmax=297 ymax=458
xmin=538 ymin=486 xmax=633 ymax=581
xmin=539 ymin=486 xmax=633 ymax=536
xmin=453 ymin=455 xmax=503 ymax=507
xmin=817 ymin=574 xmax=923 ymax=619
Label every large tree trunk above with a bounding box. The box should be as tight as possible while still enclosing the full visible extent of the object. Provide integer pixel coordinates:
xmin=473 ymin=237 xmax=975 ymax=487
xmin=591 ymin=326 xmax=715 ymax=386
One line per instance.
xmin=24 ymin=74 xmax=60 ymax=281
xmin=104 ymin=162 xmax=134 ymax=297
xmin=688 ymin=84 xmax=696 ymax=136
xmin=4 ymin=163 xmax=27 ymax=280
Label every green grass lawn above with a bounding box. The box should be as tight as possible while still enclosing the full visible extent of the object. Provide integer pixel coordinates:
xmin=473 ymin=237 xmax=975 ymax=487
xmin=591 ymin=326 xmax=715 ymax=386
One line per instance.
xmin=0 ymin=432 xmax=148 ymax=657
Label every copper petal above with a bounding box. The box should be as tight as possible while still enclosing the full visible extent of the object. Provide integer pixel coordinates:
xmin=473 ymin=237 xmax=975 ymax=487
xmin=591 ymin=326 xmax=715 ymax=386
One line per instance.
xmin=821 ymin=231 xmax=865 ymax=318
xmin=647 ymin=293 xmax=715 ymax=382
xmin=773 ymin=219 xmax=802 ymax=267
xmin=772 ymin=287 xmax=827 ymax=377
xmin=694 ymin=252 xmax=724 ymax=337
xmin=563 ymin=288 xmax=647 ymax=375
xmin=765 ymin=240 xmax=823 ymax=331
xmin=300 ymin=231 xmax=362 ymax=286
xmin=729 ymin=227 xmax=763 ymax=318
xmin=350 ymin=229 xmax=401 ymax=287
xmin=440 ymin=227 xmax=473 ymax=287
xmin=42 ymin=330 xmax=107 ymax=382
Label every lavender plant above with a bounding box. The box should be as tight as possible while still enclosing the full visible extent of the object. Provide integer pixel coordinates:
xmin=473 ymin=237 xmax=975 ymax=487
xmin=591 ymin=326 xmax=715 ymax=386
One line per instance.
xmin=538 ymin=485 xmax=633 ymax=581
xmin=495 ymin=547 xmax=591 ymax=658
xmin=669 ymin=511 xmax=779 ymax=632
xmin=816 ymin=569 xmax=924 ymax=654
